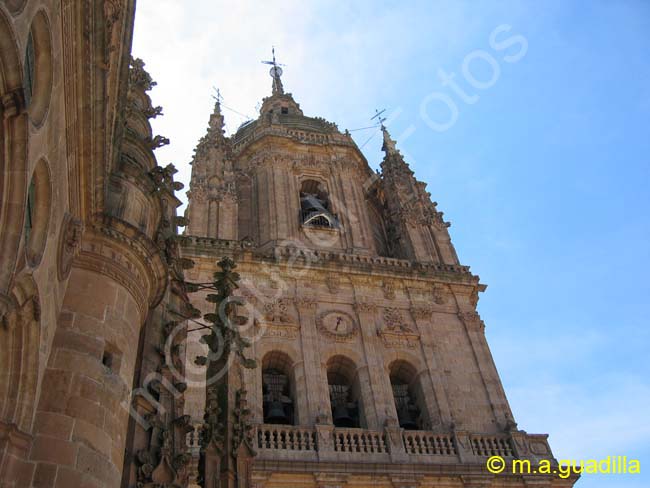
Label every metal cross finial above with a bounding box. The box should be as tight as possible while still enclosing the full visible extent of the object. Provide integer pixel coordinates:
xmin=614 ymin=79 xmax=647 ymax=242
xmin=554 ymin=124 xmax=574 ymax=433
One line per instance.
xmin=211 ymin=87 xmax=223 ymax=103
xmin=262 ymin=46 xmax=286 ymax=94
xmin=262 ymin=46 xmax=286 ymax=69
xmin=371 ymin=108 xmax=387 ymax=128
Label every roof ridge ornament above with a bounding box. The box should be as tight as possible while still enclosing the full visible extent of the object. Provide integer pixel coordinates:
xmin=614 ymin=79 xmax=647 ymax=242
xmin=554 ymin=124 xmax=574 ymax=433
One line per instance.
xmin=261 ymin=46 xmax=286 ymax=95
xmin=371 ymin=108 xmax=398 ymax=154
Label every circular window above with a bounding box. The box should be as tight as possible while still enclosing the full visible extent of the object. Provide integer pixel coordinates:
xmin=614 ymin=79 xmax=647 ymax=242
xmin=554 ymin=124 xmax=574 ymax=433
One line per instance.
xmin=24 ymin=159 xmax=51 ymax=267
xmin=23 ymin=10 xmax=52 ymax=127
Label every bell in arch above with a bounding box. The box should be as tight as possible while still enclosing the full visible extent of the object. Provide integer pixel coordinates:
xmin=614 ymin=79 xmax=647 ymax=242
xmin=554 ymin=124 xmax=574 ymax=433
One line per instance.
xmin=329 ymin=384 xmax=358 ymax=428
xmin=332 ymin=404 xmax=355 ymax=428
xmin=396 ymin=405 xmax=419 ymax=430
xmin=265 ymin=399 xmax=290 ymax=425
xmin=392 ymin=383 xmax=420 ymax=430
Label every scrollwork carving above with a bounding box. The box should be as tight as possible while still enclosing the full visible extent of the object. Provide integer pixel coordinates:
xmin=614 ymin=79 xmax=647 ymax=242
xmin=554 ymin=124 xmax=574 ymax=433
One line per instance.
xmin=57 ymin=213 xmax=83 ymax=281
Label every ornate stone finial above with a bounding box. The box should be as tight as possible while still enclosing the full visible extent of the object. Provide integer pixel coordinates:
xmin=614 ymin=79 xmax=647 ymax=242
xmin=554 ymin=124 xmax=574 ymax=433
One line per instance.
xmin=381 ymin=125 xmax=398 ymax=155
xmin=209 ymin=89 xmax=225 ymax=136
xmin=129 ymin=57 xmax=157 ymax=92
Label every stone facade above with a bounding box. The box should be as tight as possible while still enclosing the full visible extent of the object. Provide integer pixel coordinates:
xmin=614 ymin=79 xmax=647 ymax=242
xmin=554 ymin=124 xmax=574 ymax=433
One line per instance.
xmin=180 ymin=66 xmax=579 ymax=487
xmin=0 ymin=2 xmax=192 ymax=487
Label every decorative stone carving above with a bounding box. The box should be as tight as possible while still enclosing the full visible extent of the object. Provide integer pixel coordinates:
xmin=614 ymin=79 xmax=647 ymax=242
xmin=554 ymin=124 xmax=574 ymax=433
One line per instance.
xmin=295 ymin=296 xmax=318 ymax=309
xmin=383 ymin=307 xmax=413 ymax=333
xmin=432 ymin=283 xmax=448 ymax=305
xmin=129 ymin=57 xmax=157 ymax=91
xmin=262 ymin=298 xmax=294 ymax=325
xmin=378 ymin=331 xmax=419 ymax=349
xmin=316 ymin=310 xmax=358 ymax=342
xmin=150 ymin=134 xmax=171 ymax=149
xmin=262 ymin=325 xmax=299 ymax=340
xmin=378 ymin=307 xmax=419 ymax=349
xmin=57 ymin=213 xmax=83 ymax=281
xmin=382 ymin=279 xmax=397 ymax=299
xmin=325 ymin=273 xmax=340 ymax=294
xmin=410 ymin=304 xmax=433 ymax=321
xmin=458 ymin=311 xmax=485 ymax=332
xmin=354 ymin=301 xmax=377 ymax=314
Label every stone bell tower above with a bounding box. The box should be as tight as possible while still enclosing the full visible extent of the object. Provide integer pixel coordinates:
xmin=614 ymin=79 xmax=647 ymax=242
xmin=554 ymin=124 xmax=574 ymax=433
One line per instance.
xmin=180 ymin=57 xmax=577 ymax=488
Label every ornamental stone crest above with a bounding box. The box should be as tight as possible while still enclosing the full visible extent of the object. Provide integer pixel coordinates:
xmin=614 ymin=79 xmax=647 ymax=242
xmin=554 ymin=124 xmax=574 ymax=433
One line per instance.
xmin=457 ymin=311 xmax=485 ymax=332
xmin=410 ymin=304 xmax=433 ymax=321
xmin=382 ymin=279 xmax=397 ymax=300
xmin=379 ymin=307 xmax=420 ymax=349
xmin=57 ymin=213 xmax=83 ymax=281
xmin=382 ymin=307 xmax=413 ymax=333
xmin=262 ymin=298 xmax=294 ymax=325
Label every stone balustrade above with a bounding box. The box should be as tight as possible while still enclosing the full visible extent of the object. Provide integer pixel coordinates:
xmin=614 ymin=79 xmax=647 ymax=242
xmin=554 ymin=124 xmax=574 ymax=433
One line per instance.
xmin=403 ymin=431 xmax=456 ymax=456
xmin=252 ymin=423 xmax=550 ymax=466
xmin=333 ymin=427 xmax=387 ymax=453
xmin=256 ymin=424 xmax=318 ymax=452
xmin=469 ymin=434 xmax=514 ymax=457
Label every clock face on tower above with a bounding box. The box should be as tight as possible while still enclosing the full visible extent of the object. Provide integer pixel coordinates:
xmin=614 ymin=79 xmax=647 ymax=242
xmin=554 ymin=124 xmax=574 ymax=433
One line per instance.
xmin=316 ymin=310 xmax=358 ymax=341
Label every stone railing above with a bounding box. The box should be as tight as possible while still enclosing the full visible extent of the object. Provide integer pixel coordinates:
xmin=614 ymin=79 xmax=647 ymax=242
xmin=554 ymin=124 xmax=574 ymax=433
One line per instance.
xmin=403 ymin=431 xmax=456 ymax=456
xmin=256 ymin=424 xmax=317 ymax=452
xmin=469 ymin=434 xmax=514 ymax=457
xmin=333 ymin=427 xmax=387 ymax=453
xmin=253 ymin=424 xmax=552 ymax=466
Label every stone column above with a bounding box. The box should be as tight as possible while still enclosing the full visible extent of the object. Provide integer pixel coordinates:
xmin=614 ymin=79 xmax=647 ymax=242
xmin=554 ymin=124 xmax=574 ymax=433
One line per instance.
xmin=457 ymin=310 xmax=512 ymax=428
xmin=337 ymin=172 xmax=368 ymax=253
xmin=354 ymin=301 xmax=392 ymax=430
xmin=27 ymin=220 xmax=165 ymax=488
xmin=410 ymin=304 xmax=453 ymax=427
xmin=295 ymin=297 xmax=328 ymax=424
xmin=29 ymin=266 xmax=141 ymax=487
xmin=384 ymin=418 xmax=407 ymax=462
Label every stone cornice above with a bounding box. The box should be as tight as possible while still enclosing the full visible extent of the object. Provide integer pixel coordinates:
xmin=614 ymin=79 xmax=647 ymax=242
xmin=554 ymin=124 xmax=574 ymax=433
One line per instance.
xmin=180 ymin=236 xmax=481 ymax=288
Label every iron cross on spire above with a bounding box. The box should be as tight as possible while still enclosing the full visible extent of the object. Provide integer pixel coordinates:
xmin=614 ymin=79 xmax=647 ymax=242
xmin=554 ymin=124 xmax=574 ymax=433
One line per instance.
xmin=211 ymin=87 xmax=223 ymax=104
xmin=261 ymin=46 xmax=286 ymax=95
xmin=371 ymin=108 xmax=387 ymax=129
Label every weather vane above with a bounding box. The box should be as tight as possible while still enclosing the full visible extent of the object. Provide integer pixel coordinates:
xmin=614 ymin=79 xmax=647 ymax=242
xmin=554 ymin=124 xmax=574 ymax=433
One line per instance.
xmin=371 ymin=108 xmax=387 ymax=128
xmin=261 ymin=46 xmax=286 ymax=79
xmin=262 ymin=46 xmax=287 ymax=94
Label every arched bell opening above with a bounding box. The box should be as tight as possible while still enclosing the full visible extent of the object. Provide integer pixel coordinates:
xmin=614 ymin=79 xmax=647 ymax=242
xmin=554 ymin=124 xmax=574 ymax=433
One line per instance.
xmin=299 ymin=179 xmax=338 ymax=228
xmin=261 ymin=351 xmax=296 ymax=425
xmin=389 ymin=360 xmax=428 ymax=431
xmin=326 ymin=355 xmax=364 ymax=428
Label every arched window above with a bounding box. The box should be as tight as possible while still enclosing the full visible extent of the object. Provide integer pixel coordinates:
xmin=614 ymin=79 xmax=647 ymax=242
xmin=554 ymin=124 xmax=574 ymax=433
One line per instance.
xmin=23 ymin=30 xmax=35 ymax=108
xmin=326 ymin=355 xmax=363 ymax=428
xmin=261 ymin=351 xmax=296 ymax=425
xmin=389 ymin=360 xmax=428 ymax=430
xmin=299 ymin=179 xmax=338 ymax=228
xmin=24 ymin=177 xmax=35 ymax=243
xmin=24 ymin=159 xmax=51 ymax=267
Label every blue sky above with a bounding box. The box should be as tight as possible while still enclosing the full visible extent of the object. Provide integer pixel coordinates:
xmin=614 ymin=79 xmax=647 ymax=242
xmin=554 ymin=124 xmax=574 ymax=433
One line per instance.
xmin=133 ymin=2 xmax=650 ymax=486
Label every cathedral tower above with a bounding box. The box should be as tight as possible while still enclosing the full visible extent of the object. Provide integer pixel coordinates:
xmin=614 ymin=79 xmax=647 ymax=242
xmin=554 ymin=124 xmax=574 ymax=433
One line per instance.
xmin=181 ymin=61 xmax=577 ymax=488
